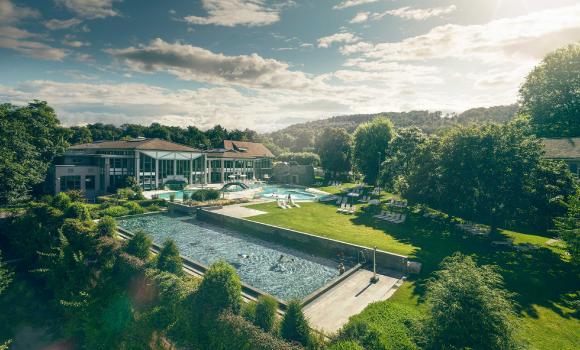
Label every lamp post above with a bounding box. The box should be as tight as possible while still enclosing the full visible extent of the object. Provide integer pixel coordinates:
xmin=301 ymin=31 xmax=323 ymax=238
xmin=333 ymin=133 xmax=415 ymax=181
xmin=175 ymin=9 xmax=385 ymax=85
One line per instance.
xmin=370 ymin=246 xmax=379 ymax=283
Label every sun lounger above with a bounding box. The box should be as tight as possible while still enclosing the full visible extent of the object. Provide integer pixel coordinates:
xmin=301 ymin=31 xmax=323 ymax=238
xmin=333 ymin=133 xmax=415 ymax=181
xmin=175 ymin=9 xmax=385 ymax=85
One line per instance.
xmin=277 ymin=200 xmax=287 ymax=209
xmin=337 ymin=203 xmax=346 ymax=212
xmin=289 ymin=197 xmax=300 ymax=208
xmin=348 ymin=205 xmax=356 ymax=214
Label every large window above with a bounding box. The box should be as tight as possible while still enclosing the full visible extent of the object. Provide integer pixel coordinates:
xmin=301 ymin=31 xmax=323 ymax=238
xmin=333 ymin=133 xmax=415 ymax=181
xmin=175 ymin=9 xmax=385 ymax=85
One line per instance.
xmin=60 ymin=176 xmax=81 ymax=192
xmin=224 ymin=160 xmax=234 ymax=169
xmin=108 ymin=157 xmax=134 ymax=191
xmin=210 ymin=160 xmax=221 ymax=169
xmin=139 ymin=154 xmax=156 ymax=190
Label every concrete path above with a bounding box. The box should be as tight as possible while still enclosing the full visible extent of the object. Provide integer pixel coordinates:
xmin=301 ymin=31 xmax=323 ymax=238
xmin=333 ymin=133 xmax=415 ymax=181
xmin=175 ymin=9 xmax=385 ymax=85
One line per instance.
xmin=304 ymin=269 xmax=404 ymax=334
xmin=212 ymin=204 xmax=268 ymax=218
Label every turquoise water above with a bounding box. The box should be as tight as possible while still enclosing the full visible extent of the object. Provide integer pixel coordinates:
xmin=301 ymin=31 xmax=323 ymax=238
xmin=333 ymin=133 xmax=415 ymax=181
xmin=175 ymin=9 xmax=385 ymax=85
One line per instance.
xmin=118 ymin=213 xmax=341 ymax=300
xmin=157 ymin=185 xmax=324 ymax=201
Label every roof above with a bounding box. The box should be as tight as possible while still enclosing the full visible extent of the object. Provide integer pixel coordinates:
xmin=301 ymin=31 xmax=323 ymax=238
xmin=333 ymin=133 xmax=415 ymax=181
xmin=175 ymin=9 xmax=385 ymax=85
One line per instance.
xmin=542 ymin=137 xmax=580 ymax=160
xmin=206 ymin=140 xmax=274 ymax=159
xmin=69 ymin=138 xmax=200 ymax=152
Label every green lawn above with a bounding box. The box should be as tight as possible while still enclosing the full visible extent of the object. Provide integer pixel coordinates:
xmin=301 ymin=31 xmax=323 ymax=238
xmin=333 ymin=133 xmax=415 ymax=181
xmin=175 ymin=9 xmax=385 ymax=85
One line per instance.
xmin=245 ymin=200 xmax=580 ymax=349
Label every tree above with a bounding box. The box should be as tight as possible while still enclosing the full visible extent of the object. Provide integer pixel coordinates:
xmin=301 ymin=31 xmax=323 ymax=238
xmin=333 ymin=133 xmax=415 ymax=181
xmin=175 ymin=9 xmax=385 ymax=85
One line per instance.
xmin=156 ymin=239 xmax=183 ymax=275
xmin=380 ymin=127 xmax=428 ymax=192
xmin=424 ymin=254 xmax=518 ymax=350
xmin=254 ymin=295 xmax=277 ymax=332
xmin=519 ymin=43 xmax=580 ymax=137
xmin=67 ymin=126 xmax=93 ymax=145
xmin=0 ymin=101 xmax=68 ymax=204
xmin=277 ymin=152 xmax=320 ymax=166
xmin=352 ymin=118 xmax=395 ymax=184
xmin=280 ymin=300 xmax=311 ymax=346
xmin=0 ymin=251 xmax=13 ymax=296
xmin=96 ymin=216 xmax=117 ymax=238
xmin=124 ymin=230 xmax=152 ymax=260
xmin=554 ymin=190 xmax=580 ymax=267
xmin=316 ymin=128 xmax=352 ymax=178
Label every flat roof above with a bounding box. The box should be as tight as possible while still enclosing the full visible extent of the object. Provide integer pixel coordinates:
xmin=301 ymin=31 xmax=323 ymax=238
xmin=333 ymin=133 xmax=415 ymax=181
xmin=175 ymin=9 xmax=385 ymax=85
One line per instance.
xmin=206 ymin=140 xmax=274 ymax=159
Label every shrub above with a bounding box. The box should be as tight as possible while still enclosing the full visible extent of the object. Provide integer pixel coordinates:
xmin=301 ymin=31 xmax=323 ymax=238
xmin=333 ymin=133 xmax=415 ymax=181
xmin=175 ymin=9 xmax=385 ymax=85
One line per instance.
xmin=169 ymin=193 xmax=176 ymax=202
xmin=65 ymin=190 xmax=85 ymax=203
xmin=326 ymin=340 xmax=364 ymax=350
xmin=136 ymin=199 xmax=166 ymax=208
xmin=100 ymin=205 xmax=130 ymax=217
xmin=117 ymin=188 xmax=137 ymax=200
xmin=96 ymin=216 xmax=117 ymax=238
xmin=254 ymin=295 xmax=278 ymax=332
xmin=122 ymin=201 xmax=145 ymax=215
xmin=196 ymin=261 xmax=242 ymax=317
xmin=124 ymin=230 xmax=152 ymax=260
xmin=52 ymin=192 xmax=71 ymax=211
xmin=182 ymin=192 xmax=190 ymax=202
xmin=280 ymin=300 xmax=311 ymax=346
xmin=212 ymin=312 xmax=303 ymax=350
xmin=191 ymin=189 xmax=220 ymax=202
xmin=65 ymin=202 xmax=91 ymax=221
xmin=156 ymin=239 xmax=183 ymax=275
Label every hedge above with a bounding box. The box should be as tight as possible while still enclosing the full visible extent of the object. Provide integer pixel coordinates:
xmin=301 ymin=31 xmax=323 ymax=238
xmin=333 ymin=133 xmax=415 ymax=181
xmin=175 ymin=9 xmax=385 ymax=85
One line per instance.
xmin=191 ymin=189 xmax=220 ymax=201
xmin=213 ymin=312 xmax=303 ymax=350
xmin=136 ymin=199 xmax=167 ymax=208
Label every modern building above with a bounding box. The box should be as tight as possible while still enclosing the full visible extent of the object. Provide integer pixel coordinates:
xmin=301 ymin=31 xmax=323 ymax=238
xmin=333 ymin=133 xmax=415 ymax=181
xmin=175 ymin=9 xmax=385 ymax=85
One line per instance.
xmin=272 ymin=162 xmax=315 ymax=186
xmin=50 ymin=138 xmax=276 ymax=199
xmin=542 ymin=137 xmax=580 ymax=176
xmin=205 ymin=140 xmax=274 ymax=184
xmin=51 ymin=138 xmax=205 ymax=200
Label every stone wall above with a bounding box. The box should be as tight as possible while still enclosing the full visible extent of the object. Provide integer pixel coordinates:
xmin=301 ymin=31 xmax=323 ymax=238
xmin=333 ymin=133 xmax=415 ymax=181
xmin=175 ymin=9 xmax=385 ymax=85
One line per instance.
xmin=197 ymin=209 xmax=409 ymax=273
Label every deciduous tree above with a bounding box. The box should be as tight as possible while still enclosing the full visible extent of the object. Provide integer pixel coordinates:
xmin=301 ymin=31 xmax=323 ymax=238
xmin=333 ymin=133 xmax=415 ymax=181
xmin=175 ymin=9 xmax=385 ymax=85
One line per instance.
xmin=352 ymin=118 xmax=395 ymax=184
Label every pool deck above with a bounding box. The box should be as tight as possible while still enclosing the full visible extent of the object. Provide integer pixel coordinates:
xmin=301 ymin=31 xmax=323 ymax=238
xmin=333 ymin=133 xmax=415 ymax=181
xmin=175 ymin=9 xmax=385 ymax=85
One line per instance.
xmin=304 ymin=269 xmax=404 ymax=334
xmin=211 ymin=202 xmax=270 ymax=218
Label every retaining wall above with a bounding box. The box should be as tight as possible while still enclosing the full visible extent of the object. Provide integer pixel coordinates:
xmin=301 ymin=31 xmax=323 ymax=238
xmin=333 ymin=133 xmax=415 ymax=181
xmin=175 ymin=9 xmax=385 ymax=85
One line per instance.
xmin=197 ymin=209 xmax=409 ymax=273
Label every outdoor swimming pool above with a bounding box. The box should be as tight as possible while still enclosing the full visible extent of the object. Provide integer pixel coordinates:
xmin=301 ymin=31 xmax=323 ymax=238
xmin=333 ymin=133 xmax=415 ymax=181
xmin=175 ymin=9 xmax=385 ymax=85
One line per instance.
xmin=118 ymin=212 xmax=342 ymax=301
xmin=156 ymin=184 xmax=325 ymax=201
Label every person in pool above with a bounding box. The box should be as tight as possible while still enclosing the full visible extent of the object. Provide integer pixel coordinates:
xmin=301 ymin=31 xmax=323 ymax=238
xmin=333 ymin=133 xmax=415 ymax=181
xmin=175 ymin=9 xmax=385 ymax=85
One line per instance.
xmin=338 ymin=262 xmax=345 ymax=275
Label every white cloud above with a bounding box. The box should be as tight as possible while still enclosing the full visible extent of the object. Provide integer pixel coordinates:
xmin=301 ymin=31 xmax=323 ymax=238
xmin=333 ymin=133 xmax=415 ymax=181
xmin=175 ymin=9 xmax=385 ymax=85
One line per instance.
xmin=184 ymin=0 xmax=289 ymax=27
xmin=0 ymin=0 xmax=67 ymax=60
xmin=44 ymin=18 xmax=82 ymax=30
xmin=62 ymin=39 xmax=90 ymax=47
xmin=350 ymin=12 xmax=370 ymax=23
xmin=317 ymin=32 xmax=359 ymax=48
xmin=386 ymin=5 xmax=457 ymax=21
xmin=108 ymin=38 xmax=316 ymax=90
xmin=55 ymin=0 xmax=121 ymax=19
xmin=333 ymin=0 xmax=379 ymax=10
xmin=341 ymin=4 xmax=580 ymax=63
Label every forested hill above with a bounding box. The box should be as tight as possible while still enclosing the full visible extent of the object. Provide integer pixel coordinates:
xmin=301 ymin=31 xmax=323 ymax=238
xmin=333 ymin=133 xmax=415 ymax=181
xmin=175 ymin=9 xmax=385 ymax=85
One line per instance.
xmin=263 ymin=104 xmax=519 ymax=153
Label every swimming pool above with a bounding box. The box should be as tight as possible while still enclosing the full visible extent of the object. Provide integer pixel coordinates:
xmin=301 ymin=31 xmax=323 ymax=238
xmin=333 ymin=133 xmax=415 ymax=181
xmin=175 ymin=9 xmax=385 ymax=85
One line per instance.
xmin=156 ymin=184 xmax=326 ymax=201
xmin=118 ymin=212 xmax=342 ymax=301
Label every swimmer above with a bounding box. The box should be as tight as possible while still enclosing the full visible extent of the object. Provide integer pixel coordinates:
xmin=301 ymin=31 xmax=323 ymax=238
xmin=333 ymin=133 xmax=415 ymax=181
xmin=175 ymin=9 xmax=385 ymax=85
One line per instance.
xmin=238 ymin=253 xmax=249 ymax=259
xmin=338 ymin=262 xmax=345 ymax=275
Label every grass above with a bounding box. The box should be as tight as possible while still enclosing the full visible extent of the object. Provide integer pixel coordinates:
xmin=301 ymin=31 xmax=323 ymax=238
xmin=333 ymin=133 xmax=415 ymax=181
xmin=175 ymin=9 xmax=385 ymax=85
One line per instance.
xmin=245 ymin=196 xmax=580 ymax=349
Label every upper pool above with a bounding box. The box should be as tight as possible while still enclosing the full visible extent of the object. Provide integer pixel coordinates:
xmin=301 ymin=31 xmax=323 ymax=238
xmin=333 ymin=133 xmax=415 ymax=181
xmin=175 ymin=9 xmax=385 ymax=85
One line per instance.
xmin=156 ymin=184 xmax=327 ymax=201
xmin=118 ymin=212 xmax=342 ymax=301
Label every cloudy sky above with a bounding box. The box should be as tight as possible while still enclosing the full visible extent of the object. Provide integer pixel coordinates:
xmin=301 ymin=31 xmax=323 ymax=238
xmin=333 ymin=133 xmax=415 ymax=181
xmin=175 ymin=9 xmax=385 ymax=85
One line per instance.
xmin=0 ymin=0 xmax=579 ymax=131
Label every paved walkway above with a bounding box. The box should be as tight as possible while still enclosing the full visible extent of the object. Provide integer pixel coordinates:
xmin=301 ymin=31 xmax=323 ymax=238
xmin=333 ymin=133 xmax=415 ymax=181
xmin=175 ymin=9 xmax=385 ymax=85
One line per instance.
xmin=211 ymin=203 xmax=268 ymax=218
xmin=304 ymin=269 xmax=404 ymax=334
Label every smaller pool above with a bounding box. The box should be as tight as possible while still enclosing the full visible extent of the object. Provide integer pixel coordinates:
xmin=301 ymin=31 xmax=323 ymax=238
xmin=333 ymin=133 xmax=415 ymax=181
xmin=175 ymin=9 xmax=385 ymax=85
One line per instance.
xmin=156 ymin=185 xmax=327 ymax=201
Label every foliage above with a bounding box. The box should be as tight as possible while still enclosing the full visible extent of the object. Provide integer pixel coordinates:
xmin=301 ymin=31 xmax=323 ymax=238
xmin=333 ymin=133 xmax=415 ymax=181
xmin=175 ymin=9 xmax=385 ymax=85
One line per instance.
xmin=100 ymin=205 xmax=131 ymax=217
xmin=212 ymin=312 xmax=303 ymax=350
xmin=380 ymin=127 xmax=428 ymax=192
xmin=352 ymin=118 xmax=395 ymax=184
xmin=122 ymin=201 xmax=145 ymax=215
xmin=335 ymin=301 xmax=419 ymax=350
xmin=182 ymin=191 xmax=190 ymax=202
xmin=326 ymin=340 xmax=364 ymax=350
xmin=403 ymin=121 xmax=578 ymax=230
xmin=191 ymin=189 xmax=220 ymax=201
xmin=169 ymin=193 xmax=176 ymax=202
xmin=96 ymin=216 xmax=117 ymax=238
xmin=156 ymin=239 xmax=183 ymax=275
xmin=124 ymin=230 xmax=152 ymax=261
xmin=196 ymin=261 xmax=242 ymax=317
xmin=0 ymin=251 xmax=13 ymax=296
xmin=554 ymin=190 xmax=580 ymax=266
xmin=277 ymin=152 xmax=320 ymax=166
xmin=316 ymin=128 xmax=352 ymax=178
xmin=519 ymin=43 xmax=580 ymax=137
xmin=254 ymin=295 xmax=278 ymax=332
xmin=424 ymin=254 xmax=518 ymax=350
xmin=135 ymin=198 xmax=166 ymax=208
xmin=0 ymin=101 xmax=68 ymax=205
xmin=280 ymin=300 xmax=311 ymax=346
xmin=65 ymin=202 xmax=92 ymax=221
xmin=116 ymin=187 xmax=143 ymax=201
xmin=52 ymin=192 xmax=72 ymax=211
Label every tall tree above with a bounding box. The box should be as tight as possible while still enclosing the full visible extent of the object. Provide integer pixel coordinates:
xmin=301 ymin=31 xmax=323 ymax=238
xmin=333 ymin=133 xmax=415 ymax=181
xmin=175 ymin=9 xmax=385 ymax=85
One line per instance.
xmin=316 ymin=128 xmax=352 ymax=178
xmin=156 ymin=239 xmax=183 ymax=275
xmin=280 ymin=300 xmax=311 ymax=346
xmin=352 ymin=118 xmax=395 ymax=184
xmin=554 ymin=190 xmax=580 ymax=267
xmin=0 ymin=101 xmax=68 ymax=204
xmin=519 ymin=43 xmax=580 ymax=137
xmin=424 ymin=254 xmax=518 ymax=350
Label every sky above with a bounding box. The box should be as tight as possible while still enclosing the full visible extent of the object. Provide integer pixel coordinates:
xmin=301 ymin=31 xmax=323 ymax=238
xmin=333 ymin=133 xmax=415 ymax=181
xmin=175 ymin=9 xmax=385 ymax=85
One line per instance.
xmin=0 ymin=0 xmax=579 ymax=132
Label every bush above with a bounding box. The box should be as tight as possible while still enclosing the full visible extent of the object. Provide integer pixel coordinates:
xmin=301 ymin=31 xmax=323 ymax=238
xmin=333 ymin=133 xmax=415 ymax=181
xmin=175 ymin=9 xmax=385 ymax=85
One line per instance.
xmin=136 ymin=199 xmax=166 ymax=208
xmin=169 ymin=193 xmax=176 ymax=202
xmin=191 ymin=189 xmax=220 ymax=202
xmin=122 ymin=201 xmax=145 ymax=215
xmin=100 ymin=205 xmax=130 ymax=217
xmin=254 ymin=295 xmax=278 ymax=332
xmin=52 ymin=192 xmax=71 ymax=211
xmin=124 ymin=230 xmax=152 ymax=260
xmin=65 ymin=202 xmax=91 ymax=221
xmin=280 ymin=300 xmax=311 ymax=346
xmin=212 ymin=312 xmax=303 ymax=350
xmin=156 ymin=239 xmax=183 ymax=275
xmin=326 ymin=340 xmax=364 ymax=350
xmin=196 ymin=261 xmax=242 ymax=317
xmin=96 ymin=216 xmax=117 ymax=238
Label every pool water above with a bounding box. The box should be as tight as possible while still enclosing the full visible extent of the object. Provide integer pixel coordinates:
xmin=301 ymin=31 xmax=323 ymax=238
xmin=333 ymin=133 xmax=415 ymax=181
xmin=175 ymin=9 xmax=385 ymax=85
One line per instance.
xmin=118 ymin=213 xmax=341 ymax=301
xmin=157 ymin=184 xmax=325 ymax=201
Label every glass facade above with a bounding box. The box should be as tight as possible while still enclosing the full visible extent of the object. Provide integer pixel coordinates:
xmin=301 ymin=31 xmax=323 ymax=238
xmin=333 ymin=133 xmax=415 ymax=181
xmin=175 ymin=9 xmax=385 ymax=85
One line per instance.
xmin=60 ymin=175 xmax=81 ymax=191
xmin=108 ymin=157 xmax=134 ymax=192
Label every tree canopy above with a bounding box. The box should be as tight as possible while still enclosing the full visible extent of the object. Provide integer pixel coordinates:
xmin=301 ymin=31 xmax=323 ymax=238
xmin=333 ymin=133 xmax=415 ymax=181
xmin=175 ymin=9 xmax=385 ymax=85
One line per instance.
xmin=316 ymin=128 xmax=352 ymax=178
xmin=352 ymin=118 xmax=395 ymax=184
xmin=0 ymin=101 xmax=68 ymax=204
xmin=519 ymin=43 xmax=580 ymax=137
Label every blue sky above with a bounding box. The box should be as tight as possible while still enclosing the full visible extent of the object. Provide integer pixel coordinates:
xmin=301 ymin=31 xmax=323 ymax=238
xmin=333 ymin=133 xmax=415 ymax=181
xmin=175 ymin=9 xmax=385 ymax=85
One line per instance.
xmin=1 ymin=0 xmax=579 ymax=131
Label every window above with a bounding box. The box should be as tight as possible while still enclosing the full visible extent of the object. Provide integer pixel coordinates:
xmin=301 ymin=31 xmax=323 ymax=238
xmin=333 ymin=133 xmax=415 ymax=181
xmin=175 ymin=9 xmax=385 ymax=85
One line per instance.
xmin=211 ymin=160 xmax=221 ymax=168
xmin=85 ymin=176 xmax=96 ymax=190
xmin=60 ymin=176 xmax=81 ymax=192
xmin=224 ymin=160 xmax=234 ymax=168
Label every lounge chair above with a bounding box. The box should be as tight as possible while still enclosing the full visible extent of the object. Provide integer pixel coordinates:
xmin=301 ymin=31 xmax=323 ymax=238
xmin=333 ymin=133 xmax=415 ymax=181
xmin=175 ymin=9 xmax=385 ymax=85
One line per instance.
xmin=337 ymin=203 xmax=346 ymax=212
xmin=277 ymin=200 xmax=287 ymax=209
xmin=289 ymin=197 xmax=300 ymax=208
xmin=348 ymin=205 xmax=356 ymax=214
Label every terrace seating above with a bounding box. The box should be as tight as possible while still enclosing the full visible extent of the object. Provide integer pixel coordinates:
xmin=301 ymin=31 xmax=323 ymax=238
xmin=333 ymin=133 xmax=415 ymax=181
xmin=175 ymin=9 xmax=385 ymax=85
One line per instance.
xmin=374 ymin=210 xmax=406 ymax=224
xmin=456 ymin=221 xmax=490 ymax=236
xmin=289 ymin=196 xmax=300 ymax=208
xmin=386 ymin=198 xmax=408 ymax=208
xmin=337 ymin=203 xmax=347 ymax=213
